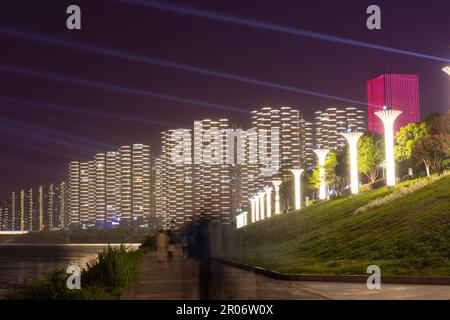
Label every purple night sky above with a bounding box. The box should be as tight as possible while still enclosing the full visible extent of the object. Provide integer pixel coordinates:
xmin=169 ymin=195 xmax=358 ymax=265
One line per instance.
xmin=0 ymin=0 xmax=449 ymax=198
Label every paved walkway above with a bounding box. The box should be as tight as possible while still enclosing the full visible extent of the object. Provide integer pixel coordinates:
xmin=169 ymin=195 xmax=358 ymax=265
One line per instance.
xmin=121 ymin=250 xmax=450 ymax=300
xmin=121 ymin=249 xmax=200 ymax=299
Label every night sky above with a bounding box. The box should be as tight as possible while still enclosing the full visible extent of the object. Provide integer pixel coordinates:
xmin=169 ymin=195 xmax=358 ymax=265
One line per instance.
xmin=1 ymin=0 xmax=449 ymax=198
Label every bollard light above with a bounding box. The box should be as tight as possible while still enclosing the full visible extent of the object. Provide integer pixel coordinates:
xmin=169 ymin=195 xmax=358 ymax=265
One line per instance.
xmin=289 ymin=169 xmax=304 ymax=209
xmin=375 ymin=108 xmax=402 ymax=186
xmin=313 ymin=149 xmax=330 ymax=200
xmin=340 ymin=131 xmax=363 ymax=194
xmin=271 ymin=179 xmax=282 ymax=214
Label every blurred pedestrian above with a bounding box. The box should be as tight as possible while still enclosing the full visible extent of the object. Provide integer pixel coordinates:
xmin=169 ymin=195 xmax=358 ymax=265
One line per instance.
xmin=156 ymin=229 xmax=169 ymax=262
xmin=181 ymin=234 xmax=188 ymax=258
xmin=195 ymin=219 xmax=211 ymax=299
xmin=167 ymin=229 xmax=176 ymax=262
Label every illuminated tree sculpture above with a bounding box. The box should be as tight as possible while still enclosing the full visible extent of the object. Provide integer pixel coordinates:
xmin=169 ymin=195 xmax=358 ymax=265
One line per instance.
xmin=443 ymin=66 xmax=450 ymax=76
xmin=254 ymin=194 xmax=260 ymax=221
xmin=289 ymin=169 xmax=304 ymax=209
xmin=340 ymin=131 xmax=363 ymax=194
xmin=375 ymin=108 xmax=402 ymax=186
xmin=264 ymin=186 xmax=273 ymax=218
xmin=271 ymin=179 xmax=282 ymax=214
xmin=313 ymin=149 xmax=330 ymax=200
xmin=258 ymin=191 xmax=265 ymax=220
xmin=249 ymin=197 xmax=256 ymax=223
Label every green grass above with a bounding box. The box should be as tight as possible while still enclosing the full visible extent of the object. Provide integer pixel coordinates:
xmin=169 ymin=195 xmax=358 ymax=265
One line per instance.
xmin=232 ymin=174 xmax=450 ymax=276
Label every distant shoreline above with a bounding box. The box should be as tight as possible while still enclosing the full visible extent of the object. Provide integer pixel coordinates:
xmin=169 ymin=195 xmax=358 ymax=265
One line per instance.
xmin=0 ymin=229 xmax=148 ymax=245
xmin=0 ymin=243 xmax=142 ymax=246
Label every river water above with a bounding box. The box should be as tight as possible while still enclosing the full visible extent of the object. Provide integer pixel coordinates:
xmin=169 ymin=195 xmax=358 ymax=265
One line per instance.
xmin=0 ymin=244 xmax=140 ymax=295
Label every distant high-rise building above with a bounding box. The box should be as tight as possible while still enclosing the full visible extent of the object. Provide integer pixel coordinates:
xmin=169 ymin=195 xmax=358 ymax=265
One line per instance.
xmin=193 ymin=119 xmax=234 ymax=224
xmin=26 ymin=188 xmax=33 ymax=231
xmin=45 ymin=182 xmax=67 ymax=230
xmin=238 ymin=106 xmax=307 ymax=213
xmin=11 ymin=191 xmax=19 ymax=231
xmin=155 ymin=119 xmax=237 ymax=228
xmin=301 ymin=119 xmax=315 ymax=167
xmin=0 ymin=200 xmax=12 ymax=231
xmin=79 ymin=161 xmax=91 ymax=227
xmin=69 ymin=161 xmax=80 ymax=226
xmin=119 ymin=145 xmax=132 ymax=225
xmin=105 ymin=151 xmax=120 ymax=227
xmin=46 ymin=184 xmax=55 ymax=230
xmin=2 ymin=183 xmax=66 ymax=232
xmin=131 ymin=144 xmax=152 ymax=226
xmin=68 ymin=144 xmax=152 ymax=229
xmin=155 ymin=129 xmax=194 ymax=228
xmin=38 ymin=186 xmax=44 ymax=231
xmin=95 ymin=153 xmax=106 ymax=229
xmin=367 ymin=73 xmax=420 ymax=134
xmin=314 ymin=107 xmax=366 ymax=150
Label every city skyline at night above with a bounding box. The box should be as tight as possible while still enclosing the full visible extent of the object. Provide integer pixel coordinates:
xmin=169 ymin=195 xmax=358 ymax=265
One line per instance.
xmin=1 ymin=0 xmax=450 ymax=306
xmin=1 ymin=0 xmax=449 ymax=199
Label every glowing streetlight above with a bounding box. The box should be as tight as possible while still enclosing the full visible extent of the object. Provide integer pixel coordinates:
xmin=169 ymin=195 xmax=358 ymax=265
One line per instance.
xmin=313 ymin=149 xmax=330 ymax=200
xmin=254 ymin=194 xmax=260 ymax=221
xmin=340 ymin=131 xmax=363 ymax=194
xmin=258 ymin=191 xmax=265 ymax=220
xmin=249 ymin=197 xmax=256 ymax=223
xmin=271 ymin=179 xmax=282 ymax=214
xmin=375 ymin=108 xmax=402 ymax=187
xmin=443 ymin=66 xmax=450 ymax=76
xmin=264 ymin=186 xmax=273 ymax=218
xmin=289 ymin=169 xmax=304 ymax=209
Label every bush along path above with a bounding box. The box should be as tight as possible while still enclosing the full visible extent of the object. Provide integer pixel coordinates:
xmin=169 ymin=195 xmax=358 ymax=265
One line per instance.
xmin=4 ymin=237 xmax=155 ymax=300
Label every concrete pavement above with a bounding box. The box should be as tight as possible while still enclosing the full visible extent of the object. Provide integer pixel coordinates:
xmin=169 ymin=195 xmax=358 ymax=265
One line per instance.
xmin=121 ymin=250 xmax=450 ymax=300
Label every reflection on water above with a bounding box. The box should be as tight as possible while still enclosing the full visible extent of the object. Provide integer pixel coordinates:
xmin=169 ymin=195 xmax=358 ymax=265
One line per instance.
xmin=0 ymin=244 xmax=139 ymax=295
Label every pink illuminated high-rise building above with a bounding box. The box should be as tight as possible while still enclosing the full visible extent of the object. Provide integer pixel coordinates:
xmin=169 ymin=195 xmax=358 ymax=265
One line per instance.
xmin=367 ymin=73 xmax=420 ymax=134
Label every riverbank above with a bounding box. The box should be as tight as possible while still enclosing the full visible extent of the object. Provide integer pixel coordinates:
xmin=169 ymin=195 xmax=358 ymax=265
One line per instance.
xmin=2 ymin=237 xmax=155 ymax=300
xmin=0 ymin=228 xmax=148 ymax=244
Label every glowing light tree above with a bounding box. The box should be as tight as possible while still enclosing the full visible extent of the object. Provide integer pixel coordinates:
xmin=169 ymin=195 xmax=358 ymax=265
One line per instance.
xmin=254 ymin=194 xmax=260 ymax=221
xmin=313 ymin=149 xmax=330 ymax=200
xmin=249 ymin=197 xmax=256 ymax=223
xmin=375 ymin=107 xmax=402 ymax=187
xmin=271 ymin=179 xmax=282 ymax=214
xmin=443 ymin=65 xmax=450 ymax=76
xmin=289 ymin=169 xmax=304 ymax=209
xmin=340 ymin=131 xmax=363 ymax=194
xmin=258 ymin=191 xmax=265 ymax=220
xmin=264 ymin=186 xmax=273 ymax=218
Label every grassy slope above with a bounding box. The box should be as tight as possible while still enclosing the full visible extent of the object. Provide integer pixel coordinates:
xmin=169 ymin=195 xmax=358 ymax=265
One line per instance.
xmin=232 ymin=175 xmax=450 ymax=276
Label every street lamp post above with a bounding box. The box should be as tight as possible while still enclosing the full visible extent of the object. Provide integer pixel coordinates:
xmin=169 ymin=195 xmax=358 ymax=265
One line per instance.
xmin=249 ymin=197 xmax=256 ymax=223
xmin=340 ymin=131 xmax=363 ymax=194
xmin=254 ymin=194 xmax=260 ymax=221
xmin=313 ymin=149 xmax=330 ymax=200
xmin=375 ymin=108 xmax=402 ymax=187
xmin=258 ymin=191 xmax=265 ymax=220
xmin=289 ymin=169 xmax=304 ymax=209
xmin=264 ymin=186 xmax=273 ymax=218
xmin=271 ymin=179 xmax=282 ymax=214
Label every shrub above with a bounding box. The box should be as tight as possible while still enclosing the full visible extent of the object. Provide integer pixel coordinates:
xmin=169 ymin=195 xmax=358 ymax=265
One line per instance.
xmin=359 ymin=178 xmax=386 ymax=192
xmin=5 ymin=244 xmax=146 ymax=300
xmin=355 ymin=172 xmax=450 ymax=215
xmin=82 ymin=245 xmax=142 ymax=291
xmin=4 ymin=269 xmax=115 ymax=300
